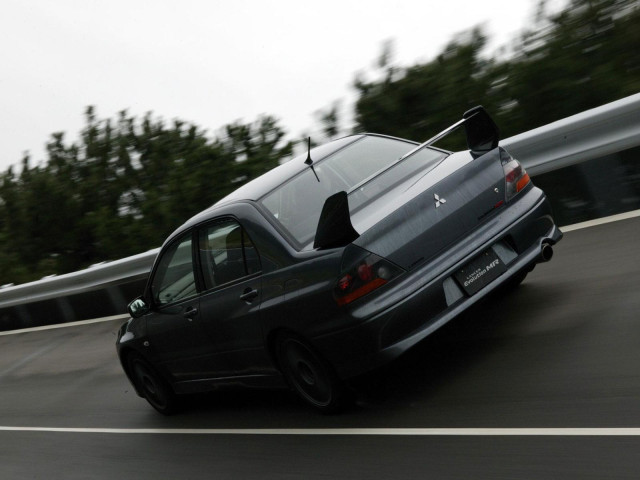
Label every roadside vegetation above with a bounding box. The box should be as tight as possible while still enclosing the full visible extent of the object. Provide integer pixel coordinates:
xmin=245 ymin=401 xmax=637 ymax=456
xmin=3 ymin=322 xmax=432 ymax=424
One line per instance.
xmin=0 ymin=0 xmax=637 ymax=285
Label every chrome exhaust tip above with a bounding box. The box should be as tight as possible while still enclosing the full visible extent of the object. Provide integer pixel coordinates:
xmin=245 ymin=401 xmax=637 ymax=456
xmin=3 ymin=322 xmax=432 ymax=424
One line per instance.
xmin=540 ymin=242 xmax=554 ymax=262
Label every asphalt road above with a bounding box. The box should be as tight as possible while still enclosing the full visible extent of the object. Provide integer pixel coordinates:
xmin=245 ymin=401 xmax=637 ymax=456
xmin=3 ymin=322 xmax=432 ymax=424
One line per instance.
xmin=1 ymin=215 xmax=640 ymax=479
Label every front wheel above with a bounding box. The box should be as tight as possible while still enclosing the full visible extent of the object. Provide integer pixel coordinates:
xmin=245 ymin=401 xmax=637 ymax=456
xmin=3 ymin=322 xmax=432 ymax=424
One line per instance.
xmin=127 ymin=352 xmax=179 ymax=415
xmin=276 ymin=334 xmax=351 ymax=413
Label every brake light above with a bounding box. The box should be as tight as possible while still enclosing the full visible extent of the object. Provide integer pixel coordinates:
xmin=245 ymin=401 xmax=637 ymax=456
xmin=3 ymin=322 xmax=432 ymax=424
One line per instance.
xmin=503 ymin=158 xmax=530 ymax=201
xmin=337 ymin=274 xmax=353 ymax=291
xmin=335 ymin=249 xmax=403 ymax=306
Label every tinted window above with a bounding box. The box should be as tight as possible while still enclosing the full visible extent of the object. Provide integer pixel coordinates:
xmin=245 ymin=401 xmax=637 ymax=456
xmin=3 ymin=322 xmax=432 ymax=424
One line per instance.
xmin=198 ymin=219 xmax=261 ymax=289
xmin=260 ymin=136 xmax=446 ymax=247
xmin=150 ymin=234 xmax=196 ymax=306
xmin=348 ymin=146 xmax=446 ymax=213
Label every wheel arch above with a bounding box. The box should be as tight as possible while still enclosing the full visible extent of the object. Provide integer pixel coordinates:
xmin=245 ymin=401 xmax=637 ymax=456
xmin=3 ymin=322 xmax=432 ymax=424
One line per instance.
xmin=118 ymin=346 xmax=144 ymax=396
xmin=266 ymin=327 xmax=298 ymax=372
xmin=119 ymin=347 xmax=177 ymax=397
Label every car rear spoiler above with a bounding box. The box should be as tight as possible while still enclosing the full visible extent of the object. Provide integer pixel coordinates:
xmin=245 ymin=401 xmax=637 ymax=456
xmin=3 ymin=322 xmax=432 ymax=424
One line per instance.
xmin=313 ymin=106 xmax=500 ymax=250
xmin=399 ymin=105 xmax=499 ymax=161
xmin=314 ymin=191 xmax=359 ymax=249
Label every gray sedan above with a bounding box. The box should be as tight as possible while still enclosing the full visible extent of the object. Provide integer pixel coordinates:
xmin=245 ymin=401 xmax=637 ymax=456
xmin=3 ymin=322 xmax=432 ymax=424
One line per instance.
xmin=117 ymin=106 xmax=562 ymax=414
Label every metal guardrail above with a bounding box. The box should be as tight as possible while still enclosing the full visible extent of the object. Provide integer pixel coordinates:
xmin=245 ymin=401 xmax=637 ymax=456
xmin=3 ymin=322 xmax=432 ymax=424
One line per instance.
xmin=2 ymin=94 xmax=640 ymax=330
xmin=0 ymin=249 xmax=158 ymax=306
xmin=502 ymin=93 xmax=640 ymax=175
xmin=0 ymin=249 xmax=157 ymax=330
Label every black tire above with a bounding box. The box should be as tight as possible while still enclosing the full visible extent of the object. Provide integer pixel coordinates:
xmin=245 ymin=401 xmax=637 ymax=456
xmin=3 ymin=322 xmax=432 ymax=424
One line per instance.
xmin=508 ymin=268 xmax=528 ymax=288
xmin=507 ymin=263 xmax=535 ymax=290
xmin=127 ymin=352 xmax=179 ymax=415
xmin=276 ymin=333 xmax=351 ymax=413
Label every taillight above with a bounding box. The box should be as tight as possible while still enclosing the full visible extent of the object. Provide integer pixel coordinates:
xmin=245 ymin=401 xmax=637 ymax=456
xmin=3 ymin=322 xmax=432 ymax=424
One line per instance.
xmin=335 ymin=248 xmax=403 ymax=306
xmin=503 ymin=157 xmax=530 ymax=202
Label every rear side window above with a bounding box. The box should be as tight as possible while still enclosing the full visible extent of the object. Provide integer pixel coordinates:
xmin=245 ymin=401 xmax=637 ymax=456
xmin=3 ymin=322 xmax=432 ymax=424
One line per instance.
xmin=198 ymin=219 xmax=261 ymax=289
xmin=150 ymin=234 xmax=196 ymax=306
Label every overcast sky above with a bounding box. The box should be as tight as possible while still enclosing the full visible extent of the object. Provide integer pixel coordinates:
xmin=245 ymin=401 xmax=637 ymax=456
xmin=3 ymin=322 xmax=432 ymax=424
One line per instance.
xmin=1 ymin=0 xmax=561 ymax=172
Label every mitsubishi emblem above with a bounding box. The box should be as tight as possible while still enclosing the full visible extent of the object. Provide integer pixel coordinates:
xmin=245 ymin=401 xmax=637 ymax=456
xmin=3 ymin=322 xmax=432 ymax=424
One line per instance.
xmin=434 ymin=193 xmax=446 ymax=208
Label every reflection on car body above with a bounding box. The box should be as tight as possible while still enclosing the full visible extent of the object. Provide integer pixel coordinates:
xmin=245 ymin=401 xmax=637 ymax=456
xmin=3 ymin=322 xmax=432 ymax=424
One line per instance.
xmin=117 ymin=107 xmax=562 ymax=414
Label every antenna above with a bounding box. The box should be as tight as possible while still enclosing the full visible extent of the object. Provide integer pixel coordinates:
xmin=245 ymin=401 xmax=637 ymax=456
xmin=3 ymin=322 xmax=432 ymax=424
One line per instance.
xmin=304 ymin=137 xmax=320 ymax=182
xmin=304 ymin=137 xmax=313 ymax=165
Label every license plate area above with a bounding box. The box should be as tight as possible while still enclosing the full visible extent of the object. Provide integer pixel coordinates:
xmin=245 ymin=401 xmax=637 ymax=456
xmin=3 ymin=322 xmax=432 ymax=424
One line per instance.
xmin=454 ymin=248 xmax=507 ymax=296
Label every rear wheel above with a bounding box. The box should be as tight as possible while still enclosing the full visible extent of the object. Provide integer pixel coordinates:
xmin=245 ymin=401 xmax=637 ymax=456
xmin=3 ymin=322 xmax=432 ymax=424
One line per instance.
xmin=276 ymin=333 xmax=350 ymax=413
xmin=127 ymin=352 xmax=178 ymax=415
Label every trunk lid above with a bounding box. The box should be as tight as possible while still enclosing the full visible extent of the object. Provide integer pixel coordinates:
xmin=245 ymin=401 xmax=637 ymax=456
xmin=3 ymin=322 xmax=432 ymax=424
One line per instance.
xmin=350 ymin=148 xmax=505 ymax=270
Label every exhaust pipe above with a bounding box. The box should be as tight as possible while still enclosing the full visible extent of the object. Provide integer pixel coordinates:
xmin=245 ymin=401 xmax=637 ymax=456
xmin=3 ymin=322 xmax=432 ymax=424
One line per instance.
xmin=540 ymin=242 xmax=553 ymax=262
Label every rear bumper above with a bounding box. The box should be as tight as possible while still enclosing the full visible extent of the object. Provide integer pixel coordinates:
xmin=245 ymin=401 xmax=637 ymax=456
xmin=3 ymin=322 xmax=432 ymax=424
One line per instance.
xmin=313 ymin=187 xmax=562 ymax=379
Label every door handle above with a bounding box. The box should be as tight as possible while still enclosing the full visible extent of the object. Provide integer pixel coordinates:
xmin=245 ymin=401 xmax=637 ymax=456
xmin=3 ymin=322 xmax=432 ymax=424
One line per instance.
xmin=239 ymin=288 xmax=259 ymax=303
xmin=184 ymin=307 xmax=198 ymax=320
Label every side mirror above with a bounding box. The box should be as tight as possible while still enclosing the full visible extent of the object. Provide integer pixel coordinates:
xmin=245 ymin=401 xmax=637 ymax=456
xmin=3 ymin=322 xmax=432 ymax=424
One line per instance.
xmin=127 ymin=297 xmax=150 ymax=318
xmin=463 ymin=106 xmax=499 ymax=155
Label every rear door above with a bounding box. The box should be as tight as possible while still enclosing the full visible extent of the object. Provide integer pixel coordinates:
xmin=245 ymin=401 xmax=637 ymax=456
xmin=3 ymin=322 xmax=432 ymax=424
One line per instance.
xmin=195 ymin=218 xmax=271 ymax=378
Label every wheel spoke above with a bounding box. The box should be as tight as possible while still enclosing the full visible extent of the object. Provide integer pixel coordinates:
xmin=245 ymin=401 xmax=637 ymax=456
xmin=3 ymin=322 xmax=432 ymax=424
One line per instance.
xmin=277 ymin=335 xmax=347 ymax=412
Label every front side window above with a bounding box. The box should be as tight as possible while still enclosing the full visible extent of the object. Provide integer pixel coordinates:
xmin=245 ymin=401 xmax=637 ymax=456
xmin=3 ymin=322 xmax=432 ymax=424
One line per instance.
xmin=198 ymin=219 xmax=261 ymax=290
xmin=150 ymin=234 xmax=196 ymax=306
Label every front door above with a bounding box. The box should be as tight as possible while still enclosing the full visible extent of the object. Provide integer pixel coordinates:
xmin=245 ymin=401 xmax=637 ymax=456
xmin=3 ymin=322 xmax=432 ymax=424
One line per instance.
xmin=143 ymin=232 xmax=211 ymax=382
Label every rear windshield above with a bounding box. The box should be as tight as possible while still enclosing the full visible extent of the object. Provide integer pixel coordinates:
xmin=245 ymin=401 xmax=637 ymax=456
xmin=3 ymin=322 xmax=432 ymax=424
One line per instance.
xmin=260 ymin=135 xmax=447 ymax=248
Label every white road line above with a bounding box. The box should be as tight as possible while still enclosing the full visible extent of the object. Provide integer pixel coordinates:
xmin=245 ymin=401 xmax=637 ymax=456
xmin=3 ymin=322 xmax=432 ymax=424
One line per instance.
xmin=0 ymin=343 xmax=60 ymax=376
xmin=0 ymin=314 xmax=128 ymax=336
xmin=2 ymin=427 xmax=640 ymax=436
xmin=560 ymin=208 xmax=640 ymax=232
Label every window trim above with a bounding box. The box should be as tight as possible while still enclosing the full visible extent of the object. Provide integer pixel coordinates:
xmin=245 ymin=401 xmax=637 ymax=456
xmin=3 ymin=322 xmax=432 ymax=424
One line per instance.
xmin=144 ymin=216 xmax=264 ymax=310
xmin=194 ymin=216 xmax=263 ymax=293
xmin=147 ymin=230 xmax=199 ymax=309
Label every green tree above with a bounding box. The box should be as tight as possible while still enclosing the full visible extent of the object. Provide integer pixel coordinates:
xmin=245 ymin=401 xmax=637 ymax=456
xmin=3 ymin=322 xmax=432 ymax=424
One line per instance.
xmin=0 ymin=109 xmax=293 ymax=284
xmin=351 ymin=0 xmax=640 ymax=140
xmin=354 ymin=28 xmax=494 ymax=148
xmin=494 ymin=0 xmax=640 ymax=135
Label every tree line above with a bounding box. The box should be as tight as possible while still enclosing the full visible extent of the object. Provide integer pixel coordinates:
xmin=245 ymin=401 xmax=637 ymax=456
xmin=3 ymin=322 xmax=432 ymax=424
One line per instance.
xmin=0 ymin=111 xmax=293 ymax=284
xmin=350 ymin=0 xmax=640 ymax=144
xmin=1 ymin=0 xmax=638 ymax=285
